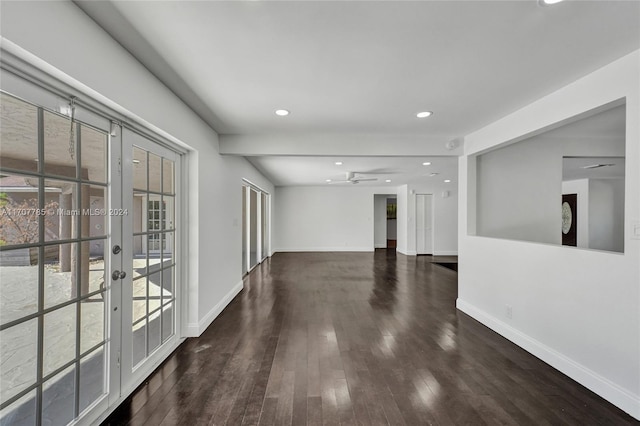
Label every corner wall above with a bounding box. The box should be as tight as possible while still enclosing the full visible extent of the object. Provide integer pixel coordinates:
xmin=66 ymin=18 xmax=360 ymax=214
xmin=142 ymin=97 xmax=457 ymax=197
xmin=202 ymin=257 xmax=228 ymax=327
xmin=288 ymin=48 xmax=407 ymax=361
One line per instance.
xmin=458 ymin=50 xmax=640 ymax=419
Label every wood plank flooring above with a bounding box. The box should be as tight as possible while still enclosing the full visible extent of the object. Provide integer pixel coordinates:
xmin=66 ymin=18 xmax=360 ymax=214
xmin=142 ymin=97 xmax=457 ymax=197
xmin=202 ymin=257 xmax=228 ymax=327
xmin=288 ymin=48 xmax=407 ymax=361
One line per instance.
xmin=103 ymin=251 xmax=637 ymax=425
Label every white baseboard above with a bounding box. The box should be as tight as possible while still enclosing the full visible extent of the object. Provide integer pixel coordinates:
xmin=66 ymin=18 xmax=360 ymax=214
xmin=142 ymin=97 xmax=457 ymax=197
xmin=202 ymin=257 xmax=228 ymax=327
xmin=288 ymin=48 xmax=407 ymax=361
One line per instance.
xmin=273 ymin=247 xmax=373 ymax=252
xmin=434 ymin=250 xmax=458 ymax=256
xmin=456 ymin=298 xmax=640 ymax=420
xmin=397 ymin=249 xmax=417 ymax=256
xmin=185 ymin=280 xmax=244 ymax=337
xmin=397 ymin=249 xmax=458 ymax=256
xmin=184 ymin=322 xmax=199 ymax=337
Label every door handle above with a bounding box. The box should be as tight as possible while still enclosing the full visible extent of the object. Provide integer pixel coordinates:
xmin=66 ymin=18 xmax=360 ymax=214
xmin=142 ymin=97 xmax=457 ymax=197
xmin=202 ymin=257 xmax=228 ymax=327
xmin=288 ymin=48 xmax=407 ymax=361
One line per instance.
xmin=112 ymin=270 xmax=127 ymax=280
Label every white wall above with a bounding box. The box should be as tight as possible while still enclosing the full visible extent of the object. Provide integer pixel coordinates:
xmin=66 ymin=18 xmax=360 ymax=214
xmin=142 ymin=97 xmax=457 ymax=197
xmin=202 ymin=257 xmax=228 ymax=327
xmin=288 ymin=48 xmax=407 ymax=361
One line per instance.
xmin=207 ymin=157 xmax=274 ymax=327
xmin=387 ymin=219 xmax=397 ymax=240
xmin=562 ymin=179 xmax=589 ymax=248
xmin=477 ymin=138 xmax=561 ymax=244
xmin=0 ymin=1 xmax=275 ymax=337
xmin=589 ymin=178 xmax=625 ymax=252
xmin=459 ymin=51 xmax=640 ymax=419
xmin=274 ymin=186 xmax=395 ymax=252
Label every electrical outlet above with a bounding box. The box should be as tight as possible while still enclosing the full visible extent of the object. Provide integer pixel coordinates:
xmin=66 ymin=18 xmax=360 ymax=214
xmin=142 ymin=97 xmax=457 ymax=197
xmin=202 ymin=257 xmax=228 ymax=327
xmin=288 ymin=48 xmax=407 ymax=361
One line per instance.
xmin=506 ymin=305 xmax=513 ymax=319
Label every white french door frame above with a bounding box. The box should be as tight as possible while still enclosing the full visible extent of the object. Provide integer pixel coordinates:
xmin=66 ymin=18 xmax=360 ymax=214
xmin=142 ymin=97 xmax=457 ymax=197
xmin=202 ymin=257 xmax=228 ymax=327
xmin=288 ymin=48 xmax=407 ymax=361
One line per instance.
xmin=107 ymin=122 xmax=123 ymax=408
xmin=0 ymin=68 xmax=117 ymax=425
xmin=1 ymin=50 xmax=188 ymax=425
xmin=245 ymin=186 xmax=260 ymax=272
xmin=242 ymin=180 xmax=270 ymax=274
xmin=120 ymin=129 xmax=182 ymax=396
xmin=260 ymin=192 xmax=270 ymax=262
xmin=244 ymin=186 xmax=251 ymax=273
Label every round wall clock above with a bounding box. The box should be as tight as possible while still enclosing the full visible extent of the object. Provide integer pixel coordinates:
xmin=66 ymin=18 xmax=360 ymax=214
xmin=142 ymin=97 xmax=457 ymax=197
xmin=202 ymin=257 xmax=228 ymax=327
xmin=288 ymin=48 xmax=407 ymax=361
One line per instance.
xmin=562 ymin=201 xmax=572 ymax=235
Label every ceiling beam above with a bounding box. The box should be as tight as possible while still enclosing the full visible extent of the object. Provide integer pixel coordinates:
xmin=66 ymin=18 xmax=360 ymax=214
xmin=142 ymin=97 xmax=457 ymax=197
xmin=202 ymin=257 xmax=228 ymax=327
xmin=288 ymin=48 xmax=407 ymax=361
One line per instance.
xmin=219 ymin=134 xmax=463 ymax=157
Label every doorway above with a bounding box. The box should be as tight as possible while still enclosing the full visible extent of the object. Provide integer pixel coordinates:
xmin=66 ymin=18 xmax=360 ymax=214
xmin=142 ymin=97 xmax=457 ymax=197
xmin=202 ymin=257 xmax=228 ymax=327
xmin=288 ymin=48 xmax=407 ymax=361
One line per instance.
xmin=386 ymin=198 xmax=397 ymax=249
xmin=374 ymin=194 xmax=397 ymax=250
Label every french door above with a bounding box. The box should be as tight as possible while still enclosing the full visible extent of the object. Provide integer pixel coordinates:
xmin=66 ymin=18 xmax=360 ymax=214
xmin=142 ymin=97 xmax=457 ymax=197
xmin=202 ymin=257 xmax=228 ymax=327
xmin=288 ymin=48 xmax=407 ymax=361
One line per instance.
xmin=0 ymin=73 xmax=180 ymax=425
xmin=242 ymin=183 xmax=269 ymax=274
xmin=119 ymin=131 xmax=179 ymax=393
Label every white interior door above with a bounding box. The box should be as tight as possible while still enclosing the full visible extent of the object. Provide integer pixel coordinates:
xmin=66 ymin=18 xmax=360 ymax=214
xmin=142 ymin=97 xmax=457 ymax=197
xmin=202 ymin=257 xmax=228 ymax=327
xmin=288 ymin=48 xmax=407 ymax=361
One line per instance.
xmin=416 ymin=194 xmax=433 ymax=255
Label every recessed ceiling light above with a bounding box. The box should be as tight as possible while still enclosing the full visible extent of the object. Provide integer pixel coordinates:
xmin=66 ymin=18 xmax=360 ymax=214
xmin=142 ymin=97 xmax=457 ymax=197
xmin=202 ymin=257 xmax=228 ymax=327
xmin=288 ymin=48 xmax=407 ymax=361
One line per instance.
xmin=444 ymin=179 xmax=451 ymax=183
xmin=422 ymin=162 xmax=431 ymax=166
xmin=416 ymin=111 xmax=433 ymax=118
xmin=335 ymin=161 xmax=343 ymax=166
xmin=326 ymin=179 xmax=332 ymax=182
xmin=540 ymin=0 xmax=564 ymax=4
xmin=385 ymin=179 xmax=392 ymax=183
xmin=275 ymin=109 xmax=289 ymax=116
xmin=132 ymin=159 xmax=140 ymax=164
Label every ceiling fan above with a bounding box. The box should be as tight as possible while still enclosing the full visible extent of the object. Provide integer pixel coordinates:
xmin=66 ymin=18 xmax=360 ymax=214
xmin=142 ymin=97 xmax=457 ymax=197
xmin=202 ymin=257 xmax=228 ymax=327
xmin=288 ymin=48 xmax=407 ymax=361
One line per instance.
xmin=330 ymin=171 xmax=378 ymax=184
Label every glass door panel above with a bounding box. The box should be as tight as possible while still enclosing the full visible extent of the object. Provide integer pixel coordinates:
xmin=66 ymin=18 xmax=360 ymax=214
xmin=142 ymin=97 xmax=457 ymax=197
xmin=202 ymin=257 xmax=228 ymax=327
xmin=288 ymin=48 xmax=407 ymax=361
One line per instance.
xmin=249 ymin=189 xmax=258 ymax=269
xmin=1 ymin=73 xmax=181 ymax=425
xmin=242 ymin=186 xmax=247 ymax=275
xmin=0 ymin=92 xmax=110 ymax=425
xmin=121 ymin=131 xmax=179 ymax=385
xmin=261 ymin=192 xmax=268 ymax=261
xmin=242 ymin=186 xmax=269 ymax=274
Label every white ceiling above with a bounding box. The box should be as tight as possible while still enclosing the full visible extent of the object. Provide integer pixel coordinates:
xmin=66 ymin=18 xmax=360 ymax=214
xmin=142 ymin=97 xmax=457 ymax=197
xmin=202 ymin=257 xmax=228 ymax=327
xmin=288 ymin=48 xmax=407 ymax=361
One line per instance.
xmin=563 ymin=157 xmax=625 ymax=181
xmin=75 ymin=0 xmax=640 ymax=186
xmin=247 ymin=156 xmax=458 ymax=187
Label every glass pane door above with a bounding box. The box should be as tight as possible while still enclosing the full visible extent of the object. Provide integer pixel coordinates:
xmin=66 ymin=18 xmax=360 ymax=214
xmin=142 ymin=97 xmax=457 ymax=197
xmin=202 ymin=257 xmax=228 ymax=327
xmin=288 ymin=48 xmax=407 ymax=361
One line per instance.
xmin=242 ymin=185 xmax=269 ymax=273
xmin=249 ymin=188 xmax=258 ymax=269
xmin=261 ymin=192 xmax=268 ymax=261
xmin=122 ymin=131 xmax=178 ymax=384
xmin=242 ymin=186 xmax=247 ymax=275
xmin=0 ymin=92 xmax=111 ymax=425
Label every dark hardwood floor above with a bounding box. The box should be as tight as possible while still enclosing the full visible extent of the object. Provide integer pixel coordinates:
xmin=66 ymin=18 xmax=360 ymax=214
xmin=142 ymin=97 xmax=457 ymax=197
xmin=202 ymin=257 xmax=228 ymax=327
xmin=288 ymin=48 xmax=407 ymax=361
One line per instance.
xmin=103 ymin=250 xmax=637 ymax=425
